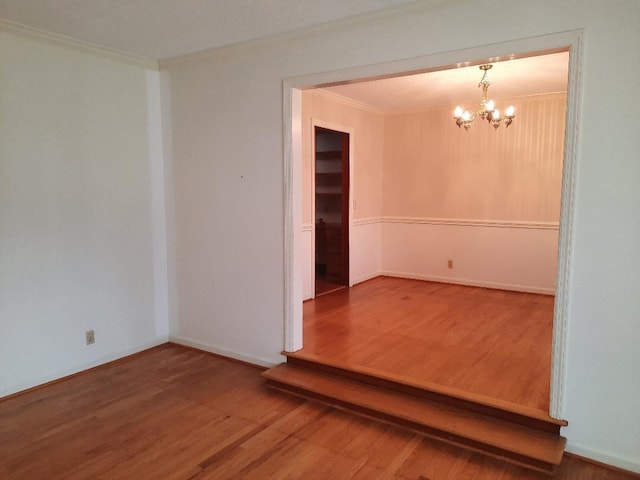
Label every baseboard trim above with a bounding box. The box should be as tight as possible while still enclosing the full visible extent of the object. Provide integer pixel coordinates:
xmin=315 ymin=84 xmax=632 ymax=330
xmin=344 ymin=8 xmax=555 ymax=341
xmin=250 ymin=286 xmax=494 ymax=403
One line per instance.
xmin=565 ymin=444 xmax=640 ymax=476
xmin=169 ymin=335 xmax=281 ymax=369
xmin=351 ymin=271 xmax=381 ymax=286
xmin=0 ymin=337 xmax=169 ymax=401
xmin=381 ymin=271 xmax=555 ymax=295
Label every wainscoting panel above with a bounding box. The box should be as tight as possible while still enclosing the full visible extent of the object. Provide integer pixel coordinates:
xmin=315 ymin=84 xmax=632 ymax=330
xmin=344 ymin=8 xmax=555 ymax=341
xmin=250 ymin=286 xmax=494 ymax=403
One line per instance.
xmin=303 ymin=220 xmax=383 ymax=300
xmin=304 ymin=218 xmax=558 ymax=298
xmin=351 ymin=218 xmax=383 ymax=285
xmin=381 ymin=218 xmax=559 ymax=294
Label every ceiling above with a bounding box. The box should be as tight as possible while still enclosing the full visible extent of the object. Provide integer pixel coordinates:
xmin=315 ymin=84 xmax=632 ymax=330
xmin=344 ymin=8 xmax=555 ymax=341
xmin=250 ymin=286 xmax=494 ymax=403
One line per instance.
xmin=0 ymin=0 xmax=422 ymax=60
xmin=0 ymin=2 xmax=569 ymax=109
xmin=321 ymin=52 xmax=570 ymax=113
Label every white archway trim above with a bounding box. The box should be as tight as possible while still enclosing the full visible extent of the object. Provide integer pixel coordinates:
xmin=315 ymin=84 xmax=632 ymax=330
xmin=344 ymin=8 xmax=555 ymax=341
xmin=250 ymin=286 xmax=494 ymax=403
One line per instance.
xmin=283 ymin=87 xmax=303 ymax=352
xmin=550 ymin=31 xmax=583 ymax=419
xmin=283 ymin=30 xmax=584 ymax=420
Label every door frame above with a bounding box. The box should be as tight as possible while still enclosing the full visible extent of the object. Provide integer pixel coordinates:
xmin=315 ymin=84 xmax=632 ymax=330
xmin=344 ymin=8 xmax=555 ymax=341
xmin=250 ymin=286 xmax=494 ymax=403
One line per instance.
xmin=311 ymin=120 xmax=354 ymax=298
xmin=283 ymin=30 xmax=584 ymax=420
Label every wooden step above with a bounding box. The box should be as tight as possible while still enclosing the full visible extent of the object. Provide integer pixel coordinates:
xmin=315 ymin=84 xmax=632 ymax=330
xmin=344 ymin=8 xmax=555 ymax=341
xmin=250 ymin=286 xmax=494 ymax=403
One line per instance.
xmin=285 ymin=351 xmax=567 ymax=434
xmin=263 ymin=363 xmax=566 ymax=476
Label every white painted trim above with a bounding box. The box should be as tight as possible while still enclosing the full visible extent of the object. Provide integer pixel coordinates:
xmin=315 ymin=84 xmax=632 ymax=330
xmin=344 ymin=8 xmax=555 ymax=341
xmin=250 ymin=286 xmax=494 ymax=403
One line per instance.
xmin=383 ymin=217 xmax=559 ymax=230
xmin=170 ymin=336 xmax=280 ymax=368
xmin=159 ymin=0 xmax=461 ymax=68
xmin=307 ymin=89 xmax=386 ymax=116
xmin=284 ymin=34 xmax=578 ymax=94
xmin=302 ymin=223 xmax=313 ymax=232
xmin=284 ymin=29 xmax=584 ymax=423
xmin=283 ymin=85 xmax=303 ymax=352
xmin=0 ymin=19 xmax=158 ymax=70
xmin=355 ymin=217 xmax=558 ymax=229
xmin=331 ymin=90 xmax=568 ymax=116
xmin=551 ymin=31 xmax=583 ymax=421
xmin=353 ymin=217 xmax=383 ymax=226
xmin=565 ymin=443 xmax=640 ymax=476
xmin=383 ymin=271 xmax=556 ymax=296
xmin=352 ymin=271 xmax=382 ymax=285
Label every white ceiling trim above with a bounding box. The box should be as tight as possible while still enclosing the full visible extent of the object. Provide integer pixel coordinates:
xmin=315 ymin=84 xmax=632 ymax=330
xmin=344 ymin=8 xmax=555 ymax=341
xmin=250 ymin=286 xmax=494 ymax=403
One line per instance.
xmin=159 ymin=0 xmax=461 ymax=69
xmin=375 ymin=90 xmax=568 ymax=115
xmin=0 ymin=19 xmax=158 ymax=70
xmin=306 ymin=89 xmax=387 ymax=116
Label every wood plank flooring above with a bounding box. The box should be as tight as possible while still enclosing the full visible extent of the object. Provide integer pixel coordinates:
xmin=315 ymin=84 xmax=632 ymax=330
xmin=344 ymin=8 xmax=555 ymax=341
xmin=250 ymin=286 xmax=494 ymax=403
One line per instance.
xmin=1 ymin=344 xmax=636 ymax=480
xmin=263 ymin=363 xmax=566 ymax=474
xmin=315 ymin=276 xmax=346 ymax=296
xmin=302 ymin=277 xmax=554 ymax=411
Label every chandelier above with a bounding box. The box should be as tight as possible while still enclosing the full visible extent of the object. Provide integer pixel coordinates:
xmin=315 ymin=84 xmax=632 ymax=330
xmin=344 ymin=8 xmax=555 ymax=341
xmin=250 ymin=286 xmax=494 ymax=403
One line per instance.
xmin=453 ymin=64 xmax=515 ymax=131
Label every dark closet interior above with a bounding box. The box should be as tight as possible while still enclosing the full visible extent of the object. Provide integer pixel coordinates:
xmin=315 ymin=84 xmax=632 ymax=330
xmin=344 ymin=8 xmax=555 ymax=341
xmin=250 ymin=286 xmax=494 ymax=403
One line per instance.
xmin=314 ymin=127 xmax=349 ymax=295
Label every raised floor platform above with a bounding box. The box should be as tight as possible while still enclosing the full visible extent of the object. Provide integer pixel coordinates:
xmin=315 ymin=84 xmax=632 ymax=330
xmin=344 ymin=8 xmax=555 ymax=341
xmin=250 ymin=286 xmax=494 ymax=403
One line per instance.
xmin=263 ymin=352 xmax=567 ymax=476
xmin=300 ymin=277 xmax=555 ymax=411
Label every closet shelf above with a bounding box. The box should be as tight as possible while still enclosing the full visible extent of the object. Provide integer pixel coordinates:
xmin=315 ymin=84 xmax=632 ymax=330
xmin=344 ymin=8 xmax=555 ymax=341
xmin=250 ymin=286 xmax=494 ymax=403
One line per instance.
xmin=316 ymin=150 xmax=342 ymax=160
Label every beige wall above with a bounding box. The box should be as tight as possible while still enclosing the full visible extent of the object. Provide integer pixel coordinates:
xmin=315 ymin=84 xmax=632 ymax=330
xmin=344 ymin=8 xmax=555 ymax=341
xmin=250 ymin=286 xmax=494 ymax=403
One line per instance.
xmin=383 ymin=94 xmax=566 ymax=222
xmin=303 ymin=91 xmax=566 ymax=225
xmin=300 ymin=91 xmax=565 ymax=294
xmin=301 ymin=91 xmax=385 ymax=295
xmin=302 ymin=91 xmax=385 ymax=224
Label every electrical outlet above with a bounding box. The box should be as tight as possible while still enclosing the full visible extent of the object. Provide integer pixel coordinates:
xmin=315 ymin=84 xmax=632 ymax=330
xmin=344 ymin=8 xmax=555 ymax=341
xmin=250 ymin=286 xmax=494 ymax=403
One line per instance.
xmin=86 ymin=330 xmax=95 ymax=345
xmin=447 ymin=259 xmax=453 ymax=269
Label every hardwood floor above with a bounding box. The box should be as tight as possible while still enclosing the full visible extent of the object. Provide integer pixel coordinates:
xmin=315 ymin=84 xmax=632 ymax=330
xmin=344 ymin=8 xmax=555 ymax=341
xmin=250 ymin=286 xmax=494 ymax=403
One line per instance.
xmin=1 ymin=344 xmax=637 ymax=480
xmin=302 ymin=277 xmax=554 ymax=411
xmin=315 ymin=275 xmax=346 ymax=296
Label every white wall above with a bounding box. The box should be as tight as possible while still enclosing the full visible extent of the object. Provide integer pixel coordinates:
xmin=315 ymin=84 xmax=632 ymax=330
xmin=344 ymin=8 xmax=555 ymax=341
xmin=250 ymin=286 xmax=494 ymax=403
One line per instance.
xmin=0 ymin=27 xmax=168 ymax=397
xmin=352 ymin=219 xmax=383 ymax=285
xmin=382 ymin=220 xmax=558 ymax=293
xmin=163 ymin=0 xmax=640 ymax=472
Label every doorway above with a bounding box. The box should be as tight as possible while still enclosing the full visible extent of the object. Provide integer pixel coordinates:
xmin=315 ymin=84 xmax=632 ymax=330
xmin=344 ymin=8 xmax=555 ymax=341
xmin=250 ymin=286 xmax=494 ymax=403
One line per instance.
xmin=284 ymin=31 xmax=583 ymax=420
xmin=314 ymin=127 xmax=350 ymax=296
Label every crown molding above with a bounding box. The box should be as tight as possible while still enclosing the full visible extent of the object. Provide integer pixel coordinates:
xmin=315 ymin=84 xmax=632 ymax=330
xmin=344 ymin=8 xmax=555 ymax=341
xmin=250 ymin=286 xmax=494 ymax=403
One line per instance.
xmin=370 ymin=91 xmax=568 ymax=116
xmin=306 ymin=89 xmax=386 ymax=116
xmin=306 ymin=87 xmax=567 ymax=118
xmin=159 ymin=0 xmax=464 ymax=69
xmin=0 ymin=19 xmax=158 ymax=70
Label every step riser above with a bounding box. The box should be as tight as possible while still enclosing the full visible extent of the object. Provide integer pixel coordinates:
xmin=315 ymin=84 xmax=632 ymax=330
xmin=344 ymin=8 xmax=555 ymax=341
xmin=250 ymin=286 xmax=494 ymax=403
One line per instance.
xmin=266 ymin=380 xmax=557 ymax=476
xmin=286 ymin=355 xmax=560 ymax=434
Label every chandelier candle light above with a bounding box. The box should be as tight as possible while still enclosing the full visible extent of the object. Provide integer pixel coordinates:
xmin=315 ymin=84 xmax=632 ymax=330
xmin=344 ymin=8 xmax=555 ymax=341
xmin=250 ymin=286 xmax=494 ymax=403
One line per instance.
xmin=454 ymin=64 xmax=515 ymax=131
